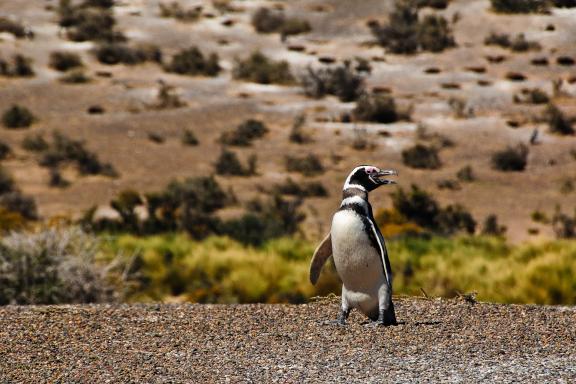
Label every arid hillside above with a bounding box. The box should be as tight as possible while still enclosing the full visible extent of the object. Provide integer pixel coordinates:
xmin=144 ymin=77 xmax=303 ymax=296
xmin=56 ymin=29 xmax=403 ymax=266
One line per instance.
xmin=1 ymin=0 xmax=576 ymax=242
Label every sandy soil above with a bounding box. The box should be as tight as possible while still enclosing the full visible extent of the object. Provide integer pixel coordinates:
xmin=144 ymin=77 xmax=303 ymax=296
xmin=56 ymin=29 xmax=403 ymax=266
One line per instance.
xmin=1 ymin=298 xmax=575 ymax=383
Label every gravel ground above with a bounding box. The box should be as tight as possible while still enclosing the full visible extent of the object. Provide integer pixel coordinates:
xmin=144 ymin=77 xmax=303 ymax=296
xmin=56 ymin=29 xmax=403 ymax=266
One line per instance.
xmin=1 ymin=298 xmax=575 ymax=383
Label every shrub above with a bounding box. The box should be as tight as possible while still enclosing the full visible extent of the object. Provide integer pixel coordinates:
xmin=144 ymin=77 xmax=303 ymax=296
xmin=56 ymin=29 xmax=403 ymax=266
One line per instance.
xmin=251 ymin=8 xmax=311 ymax=36
xmin=415 ymin=0 xmax=450 ymax=9
xmin=148 ymin=132 xmax=165 ymax=144
xmin=22 ymin=133 xmax=49 ymax=152
xmin=8 ymin=55 xmax=34 ymax=77
xmin=94 ymin=43 xmax=162 ymax=65
xmin=219 ymin=119 xmax=268 ymax=146
xmin=402 ymin=144 xmax=441 ymax=169
xmin=553 ymin=0 xmax=576 ymax=7
xmin=220 ymin=194 xmax=305 ymax=245
xmin=215 ymin=149 xmax=257 ymax=176
xmin=552 ymin=207 xmax=575 ymax=238
xmin=152 ymin=81 xmax=186 ymax=109
xmin=491 ymin=144 xmax=529 ymax=171
xmin=437 ymin=179 xmax=461 ymax=190
xmin=49 ymin=167 xmax=70 ymax=188
xmin=159 ymin=2 xmax=202 ymax=22
xmin=484 ymin=32 xmax=540 ymax=51
xmin=0 ymin=227 xmax=116 ymax=305
xmin=353 ymin=93 xmax=400 ymax=123
xmin=300 ymin=61 xmax=365 ymax=102
xmin=60 ymin=69 xmax=91 ymax=84
xmin=391 ymin=184 xmax=476 ymax=235
xmin=0 ymin=192 xmax=38 ymax=220
xmin=417 ymin=14 xmax=456 ymax=52
xmin=546 ymin=104 xmax=574 ymax=135
xmin=285 ymin=154 xmax=324 ymax=177
xmin=490 ymin=0 xmax=548 ymax=13
xmin=0 ymin=17 xmax=28 ymax=38
xmin=0 ymin=167 xmax=15 ymax=195
xmin=437 ymin=204 xmax=476 ymax=235
xmin=2 ymin=105 xmax=35 ymax=129
xmin=165 ymin=47 xmax=220 ymax=76
xmin=514 ymin=88 xmax=549 ymax=104
xmin=456 ymin=165 xmax=475 ymax=182
xmin=181 ymin=129 xmax=199 ymax=146
xmin=59 ymin=3 xmax=125 ymax=43
xmin=0 ymin=141 xmax=10 ymax=161
xmin=233 ymin=52 xmax=294 ymax=85
xmin=369 ymin=2 xmax=455 ymax=54
xmin=289 ymin=115 xmax=312 ymax=144
xmin=49 ymin=51 xmax=83 ymax=71
xmin=273 ymin=178 xmax=328 ymax=198
xmin=38 ymin=131 xmax=117 ymax=177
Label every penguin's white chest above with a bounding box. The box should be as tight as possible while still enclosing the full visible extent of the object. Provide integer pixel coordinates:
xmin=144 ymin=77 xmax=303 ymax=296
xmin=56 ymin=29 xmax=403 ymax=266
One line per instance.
xmin=330 ymin=210 xmax=385 ymax=304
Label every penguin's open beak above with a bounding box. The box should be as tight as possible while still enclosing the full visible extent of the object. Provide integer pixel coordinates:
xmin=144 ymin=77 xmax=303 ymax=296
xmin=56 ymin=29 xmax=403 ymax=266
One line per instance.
xmin=374 ymin=169 xmax=398 ymax=185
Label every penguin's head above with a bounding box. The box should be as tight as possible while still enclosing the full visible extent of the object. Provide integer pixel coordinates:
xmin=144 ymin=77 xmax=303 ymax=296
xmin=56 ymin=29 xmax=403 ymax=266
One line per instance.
xmin=343 ymin=165 xmax=398 ymax=192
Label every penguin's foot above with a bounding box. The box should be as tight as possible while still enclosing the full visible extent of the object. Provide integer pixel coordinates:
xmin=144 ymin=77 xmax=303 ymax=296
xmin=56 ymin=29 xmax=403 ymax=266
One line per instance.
xmin=322 ymin=319 xmax=347 ymax=326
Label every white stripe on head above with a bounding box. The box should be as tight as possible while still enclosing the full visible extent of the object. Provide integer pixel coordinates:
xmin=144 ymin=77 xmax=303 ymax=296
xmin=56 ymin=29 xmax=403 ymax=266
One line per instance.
xmin=343 ymin=166 xmax=366 ymax=191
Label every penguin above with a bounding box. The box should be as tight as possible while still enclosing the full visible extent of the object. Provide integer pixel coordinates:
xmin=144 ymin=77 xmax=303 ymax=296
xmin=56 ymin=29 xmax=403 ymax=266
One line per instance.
xmin=310 ymin=165 xmax=398 ymax=326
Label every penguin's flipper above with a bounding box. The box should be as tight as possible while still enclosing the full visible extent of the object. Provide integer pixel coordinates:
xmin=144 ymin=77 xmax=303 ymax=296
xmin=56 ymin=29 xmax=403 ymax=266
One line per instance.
xmin=309 ymin=234 xmax=332 ymax=285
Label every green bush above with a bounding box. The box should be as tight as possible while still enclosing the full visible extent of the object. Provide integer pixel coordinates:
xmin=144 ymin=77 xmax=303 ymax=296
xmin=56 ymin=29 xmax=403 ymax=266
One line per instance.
xmin=402 ymin=144 xmax=441 ymax=169
xmin=490 ymin=0 xmax=548 ymax=13
xmin=219 ymin=119 xmax=268 ymax=146
xmin=491 ymin=144 xmax=529 ymax=172
xmin=285 ymin=154 xmax=324 ymax=177
xmin=233 ymin=52 xmax=294 ymax=85
xmin=353 ymin=93 xmax=401 ymax=123
xmin=165 ymin=47 xmax=220 ymax=76
xmin=94 ymin=43 xmax=162 ymax=65
xmin=546 ymin=104 xmax=574 ymax=135
xmin=0 ymin=227 xmax=116 ymax=305
xmin=49 ymin=51 xmax=83 ymax=71
xmin=2 ymin=105 xmax=36 ymax=129
xmin=301 ymin=61 xmax=365 ymax=102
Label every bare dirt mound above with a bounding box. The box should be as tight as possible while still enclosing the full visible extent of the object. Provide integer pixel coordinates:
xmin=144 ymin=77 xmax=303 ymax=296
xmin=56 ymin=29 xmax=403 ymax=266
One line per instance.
xmin=1 ymin=298 xmax=575 ymax=383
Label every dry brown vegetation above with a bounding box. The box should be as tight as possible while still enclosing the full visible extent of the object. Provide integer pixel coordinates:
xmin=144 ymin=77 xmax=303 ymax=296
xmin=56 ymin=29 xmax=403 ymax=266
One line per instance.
xmin=0 ymin=0 xmax=575 ymax=242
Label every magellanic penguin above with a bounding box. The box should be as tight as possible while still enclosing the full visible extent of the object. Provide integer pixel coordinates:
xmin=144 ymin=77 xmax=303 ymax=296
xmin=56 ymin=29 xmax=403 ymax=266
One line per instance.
xmin=310 ymin=165 xmax=398 ymax=326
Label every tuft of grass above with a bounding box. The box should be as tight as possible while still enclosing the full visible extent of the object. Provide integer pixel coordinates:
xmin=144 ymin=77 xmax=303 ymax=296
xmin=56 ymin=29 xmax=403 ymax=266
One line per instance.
xmin=251 ymin=8 xmax=311 ymax=37
xmin=490 ymin=0 xmax=548 ymax=13
xmin=546 ymin=104 xmax=574 ymax=135
xmin=0 ymin=141 xmax=11 ymax=161
xmin=353 ymin=93 xmax=407 ymax=123
xmin=22 ymin=133 xmax=49 ymax=152
xmin=215 ymin=149 xmax=257 ymax=176
xmin=94 ymin=43 xmax=162 ymax=65
xmin=0 ymin=55 xmax=34 ymax=77
xmin=181 ymin=129 xmax=199 ymax=146
xmin=456 ymin=165 xmax=475 ymax=182
xmin=159 ymin=2 xmax=202 ymax=22
xmin=60 ymin=69 xmax=91 ymax=84
xmin=300 ymin=61 xmax=365 ymax=102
